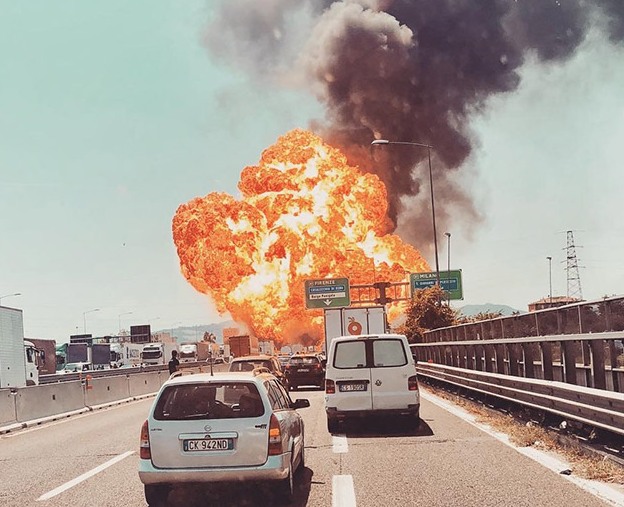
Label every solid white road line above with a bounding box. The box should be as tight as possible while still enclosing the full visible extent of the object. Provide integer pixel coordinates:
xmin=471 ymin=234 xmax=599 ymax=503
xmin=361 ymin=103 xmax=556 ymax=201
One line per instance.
xmin=37 ymin=450 xmax=135 ymax=501
xmin=332 ymin=434 xmax=349 ymax=453
xmin=333 ymin=475 xmax=357 ymax=507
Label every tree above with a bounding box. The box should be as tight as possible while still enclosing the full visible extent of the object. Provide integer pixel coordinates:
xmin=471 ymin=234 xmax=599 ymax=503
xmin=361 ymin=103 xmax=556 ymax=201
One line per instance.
xmin=456 ymin=311 xmax=504 ymax=324
xmin=395 ymin=286 xmax=458 ymax=343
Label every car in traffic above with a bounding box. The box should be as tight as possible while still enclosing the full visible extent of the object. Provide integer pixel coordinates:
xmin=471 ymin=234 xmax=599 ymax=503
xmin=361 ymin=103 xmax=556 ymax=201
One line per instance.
xmin=228 ymin=354 xmax=286 ymax=384
xmin=60 ymin=361 xmax=92 ymax=373
xmin=324 ymin=333 xmax=420 ymax=433
xmin=284 ymin=353 xmax=325 ymax=390
xmin=139 ymin=370 xmax=310 ymax=506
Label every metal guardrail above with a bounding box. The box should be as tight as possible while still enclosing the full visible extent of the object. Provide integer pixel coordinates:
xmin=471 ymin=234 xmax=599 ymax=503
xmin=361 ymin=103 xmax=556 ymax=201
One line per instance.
xmin=415 ymin=362 xmax=624 ymax=436
xmin=39 ymin=361 xmax=227 ymax=385
xmin=414 ymin=330 xmax=624 ymax=393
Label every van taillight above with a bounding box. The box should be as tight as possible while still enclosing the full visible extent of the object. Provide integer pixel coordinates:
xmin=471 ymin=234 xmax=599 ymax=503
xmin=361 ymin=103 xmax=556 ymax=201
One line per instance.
xmin=140 ymin=420 xmax=151 ymax=459
xmin=408 ymin=375 xmax=419 ymax=391
xmin=325 ymin=379 xmax=335 ymax=394
xmin=268 ymin=414 xmax=282 ymax=456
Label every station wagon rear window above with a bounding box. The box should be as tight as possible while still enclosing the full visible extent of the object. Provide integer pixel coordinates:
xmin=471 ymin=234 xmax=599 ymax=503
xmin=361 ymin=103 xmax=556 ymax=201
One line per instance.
xmin=154 ymin=382 xmax=264 ymax=420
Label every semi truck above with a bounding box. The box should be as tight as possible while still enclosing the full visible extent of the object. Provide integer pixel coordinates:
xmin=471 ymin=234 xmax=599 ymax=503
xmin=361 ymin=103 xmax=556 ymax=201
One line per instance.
xmin=227 ymin=335 xmax=259 ymax=358
xmin=25 ymin=338 xmax=56 ymax=375
xmin=91 ymin=343 xmax=111 ymax=370
xmin=1 ymin=306 xmax=41 ymax=387
xmin=141 ymin=342 xmax=179 ymax=366
xmin=323 ymin=306 xmax=387 ymax=353
xmin=178 ymin=341 xmax=212 ymax=363
xmin=110 ymin=342 xmax=145 ymax=368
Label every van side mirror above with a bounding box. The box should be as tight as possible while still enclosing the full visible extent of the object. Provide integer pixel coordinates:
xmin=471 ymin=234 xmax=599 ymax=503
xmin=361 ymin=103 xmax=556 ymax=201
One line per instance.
xmin=321 ymin=359 xmax=327 ymax=368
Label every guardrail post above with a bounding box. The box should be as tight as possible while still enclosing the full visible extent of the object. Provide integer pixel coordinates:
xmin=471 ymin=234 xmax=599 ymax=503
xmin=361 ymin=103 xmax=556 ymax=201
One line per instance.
xmin=562 ymin=340 xmax=578 ymax=384
xmin=484 ymin=345 xmax=495 ymax=373
xmin=508 ymin=344 xmax=520 ymax=376
xmin=541 ymin=342 xmax=554 ymax=381
xmin=589 ymin=339 xmax=606 ymax=390
xmin=522 ymin=343 xmax=537 ymax=379
xmin=494 ymin=344 xmax=505 ymax=374
xmin=607 ymin=341 xmax=620 ymax=392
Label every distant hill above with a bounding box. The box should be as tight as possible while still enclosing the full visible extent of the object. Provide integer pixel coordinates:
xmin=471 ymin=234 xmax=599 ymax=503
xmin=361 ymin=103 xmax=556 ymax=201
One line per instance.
xmin=458 ymin=303 xmax=522 ymax=317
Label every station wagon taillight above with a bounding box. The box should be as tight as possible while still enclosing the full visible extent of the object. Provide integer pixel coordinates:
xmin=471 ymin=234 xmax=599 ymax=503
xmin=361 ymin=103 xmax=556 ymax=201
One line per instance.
xmin=325 ymin=379 xmax=335 ymax=394
xmin=140 ymin=420 xmax=151 ymax=459
xmin=268 ymin=414 xmax=282 ymax=456
xmin=408 ymin=375 xmax=419 ymax=391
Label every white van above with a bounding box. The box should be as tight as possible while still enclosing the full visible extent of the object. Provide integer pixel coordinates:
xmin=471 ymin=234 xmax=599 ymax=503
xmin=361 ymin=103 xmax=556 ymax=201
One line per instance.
xmin=324 ymin=334 xmax=420 ymax=433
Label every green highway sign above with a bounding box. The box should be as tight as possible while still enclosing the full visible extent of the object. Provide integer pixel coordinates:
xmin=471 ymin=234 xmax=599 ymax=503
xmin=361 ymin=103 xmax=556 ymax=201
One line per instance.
xmin=305 ymin=277 xmax=351 ymax=309
xmin=410 ymin=270 xmax=463 ymax=300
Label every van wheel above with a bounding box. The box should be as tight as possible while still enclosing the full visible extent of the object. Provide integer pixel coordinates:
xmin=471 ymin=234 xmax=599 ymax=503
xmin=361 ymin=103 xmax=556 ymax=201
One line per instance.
xmin=327 ymin=417 xmax=339 ymax=434
xmin=144 ymin=484 xmax=170 ymax=507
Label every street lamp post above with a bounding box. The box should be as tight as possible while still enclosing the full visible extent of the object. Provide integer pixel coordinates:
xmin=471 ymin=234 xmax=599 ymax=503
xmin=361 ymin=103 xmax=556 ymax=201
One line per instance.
xmin=0 ymin=292 xmax=21 ymax=306
xmin=547 ymin=256 xmax=553 ymax=304
xmin=444 ymin=232 xmax=451 ymax=274
xmin=445 ymin=232 xmax=451 ymax=305
xmin=83 ymin=308 xmax=100 ymax=334
xmin=371 ymin=139 xmax=440 ymax=286
xmin=118 ymin=311 xmax=133 ymax=334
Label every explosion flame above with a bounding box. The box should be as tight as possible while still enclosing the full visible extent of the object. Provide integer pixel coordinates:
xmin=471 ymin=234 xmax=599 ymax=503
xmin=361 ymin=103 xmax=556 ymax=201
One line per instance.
xmin=173 ymin=129 xmax=429 ymax=345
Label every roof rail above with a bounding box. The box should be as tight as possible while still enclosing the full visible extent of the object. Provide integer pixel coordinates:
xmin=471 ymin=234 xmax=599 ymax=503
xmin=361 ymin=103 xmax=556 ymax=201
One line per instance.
xmin=169 ymin=369 xmax=194 ymax=380
xmin=252 ymin=367 xmax=271 ymax=376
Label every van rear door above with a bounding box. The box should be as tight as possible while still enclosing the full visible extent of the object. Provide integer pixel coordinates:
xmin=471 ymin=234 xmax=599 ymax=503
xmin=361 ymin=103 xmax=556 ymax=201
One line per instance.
xmin=330 ymin=339 xmax=372 ymax=411
xmin=369 ymin=338 xmax=415 ymax=410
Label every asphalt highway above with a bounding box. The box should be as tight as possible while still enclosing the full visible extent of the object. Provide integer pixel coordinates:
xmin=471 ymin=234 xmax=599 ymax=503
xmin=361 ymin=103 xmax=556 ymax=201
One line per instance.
xmin=0 ymin=388 xmax=621 ymax=507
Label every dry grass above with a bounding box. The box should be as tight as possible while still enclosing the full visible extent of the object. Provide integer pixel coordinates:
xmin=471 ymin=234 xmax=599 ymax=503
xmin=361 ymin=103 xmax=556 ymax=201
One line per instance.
xmin=427 ymin=386 xmax=624 ymax=485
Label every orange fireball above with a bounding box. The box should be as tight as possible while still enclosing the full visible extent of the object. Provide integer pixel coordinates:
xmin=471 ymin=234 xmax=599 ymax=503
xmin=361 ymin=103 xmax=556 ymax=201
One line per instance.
xmin=172 ymin=129 xmax=429 ymax=345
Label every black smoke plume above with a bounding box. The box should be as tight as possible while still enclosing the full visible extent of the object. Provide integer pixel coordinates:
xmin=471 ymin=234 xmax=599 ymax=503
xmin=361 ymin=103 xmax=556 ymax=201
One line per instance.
xmin=204 ymin=0 xmax=624 ymax=252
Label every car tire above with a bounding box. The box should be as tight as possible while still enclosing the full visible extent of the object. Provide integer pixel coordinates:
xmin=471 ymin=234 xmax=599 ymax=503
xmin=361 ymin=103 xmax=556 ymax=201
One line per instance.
xmin=144 ymin=484 xmax=170 ymax=507
xmin=298 ymin=440 xmax=305 ymax=471
xmin=276 ymin=454 xmax=294 ymax=504
xmin=327 ymin=417 xmax=339 ymax=434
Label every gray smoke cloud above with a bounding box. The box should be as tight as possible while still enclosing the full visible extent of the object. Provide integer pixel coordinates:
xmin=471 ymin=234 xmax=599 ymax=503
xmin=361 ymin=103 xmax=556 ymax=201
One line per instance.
xmin=203 ymin=0 xmax=624 ymax=252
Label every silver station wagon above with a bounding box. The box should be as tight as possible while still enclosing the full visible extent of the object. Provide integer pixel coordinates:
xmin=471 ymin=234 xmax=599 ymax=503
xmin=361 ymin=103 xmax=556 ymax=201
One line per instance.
xmin=139 ymin=370 xmax=310 ymax=506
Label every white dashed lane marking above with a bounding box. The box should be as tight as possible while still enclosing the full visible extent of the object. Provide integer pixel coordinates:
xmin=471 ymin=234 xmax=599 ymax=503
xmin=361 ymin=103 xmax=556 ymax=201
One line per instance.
xmin=332 ymin=434 xmax=349 ymax=453
xmin=333 ymin=474 xmax=357 ymax=507
xmin=37 ymin=450 xmax=135 ymax=501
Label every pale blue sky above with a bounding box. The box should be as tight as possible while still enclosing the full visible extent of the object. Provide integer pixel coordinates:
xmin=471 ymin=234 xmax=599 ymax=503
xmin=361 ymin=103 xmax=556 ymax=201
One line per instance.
xmin=1 ymin=2 xmax=623 ymax=340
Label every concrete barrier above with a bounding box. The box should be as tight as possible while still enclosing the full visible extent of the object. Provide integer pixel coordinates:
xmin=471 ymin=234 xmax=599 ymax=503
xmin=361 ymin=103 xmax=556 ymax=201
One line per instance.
xmin=85 ymin=375 xmax=131 ymax=407
xmin=0 ymin=389 xmax=17 ymax=426
xmin=128 ymin=372 xmax=164 ymax=397
xmin=15 ymin=381 xmax=85 ymax=422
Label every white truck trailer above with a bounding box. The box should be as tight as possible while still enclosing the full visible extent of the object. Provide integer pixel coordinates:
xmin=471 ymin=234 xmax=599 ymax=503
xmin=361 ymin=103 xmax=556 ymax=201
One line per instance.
xmin=141 ymin=342 xmax=179 ymax=366
xmin=323 ymin=306 xmax=387 ymax=353
xmin=1 ymin=306 xmax=40 ymax=387
xmin=178 ymin=342 xmax=212 ymax=363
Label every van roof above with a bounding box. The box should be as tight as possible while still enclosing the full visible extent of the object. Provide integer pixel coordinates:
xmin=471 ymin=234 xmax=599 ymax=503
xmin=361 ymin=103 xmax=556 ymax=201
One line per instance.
xmin=331 ymin=333 xmax=407 ymax=343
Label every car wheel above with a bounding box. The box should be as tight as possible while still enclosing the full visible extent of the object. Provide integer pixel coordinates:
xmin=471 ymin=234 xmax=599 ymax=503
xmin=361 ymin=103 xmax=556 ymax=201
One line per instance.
xmin=144 ymin=484 xmax=170 ymax=507
xmin=276 ymin=454 xmax=294 ymax=504
xmin=298 ymin=441 xmax=305 ymax=471
xmin=327 ymin=417 xmax=339 ymax=434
